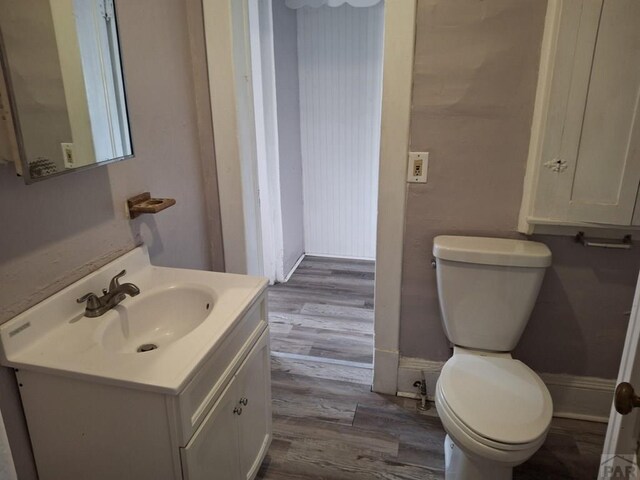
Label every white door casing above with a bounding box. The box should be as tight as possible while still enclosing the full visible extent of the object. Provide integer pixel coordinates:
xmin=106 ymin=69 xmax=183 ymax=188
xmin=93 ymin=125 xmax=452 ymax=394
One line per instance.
xmin=202 ymin=0 xmax=263 ymax=276
xmin=248 ymin=0 xmax=290 ymax=283
xmin=371 ymin=0 xmax=417 ymax=394
xmin=601 ymin=269 xmax=640 ymax=477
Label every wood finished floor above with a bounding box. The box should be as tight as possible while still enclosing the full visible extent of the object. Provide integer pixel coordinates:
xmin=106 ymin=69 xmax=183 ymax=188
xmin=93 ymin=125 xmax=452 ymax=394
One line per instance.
xmin=267 ymin=256 xmax=375 ymax=365
xmin=259 ymin=256 xmax=606 ymax=479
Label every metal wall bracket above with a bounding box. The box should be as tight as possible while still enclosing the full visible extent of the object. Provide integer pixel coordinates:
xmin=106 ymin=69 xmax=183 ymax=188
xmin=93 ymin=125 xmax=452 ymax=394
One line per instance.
xmin=575 ymin=231 xmax=632 ymax=249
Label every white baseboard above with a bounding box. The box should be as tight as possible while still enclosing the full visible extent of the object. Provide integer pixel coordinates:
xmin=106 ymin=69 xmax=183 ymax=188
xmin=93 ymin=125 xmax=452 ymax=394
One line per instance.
xmin=282 ymin=254 xmax=305 ymax=282
xmin=304 ymin=253 xmax=375 ymax=261
xmin=397 ymin=357 xmax=444 ymax=402
xmin=539 ymin=372 xmax=615 ymax=423
xmin=396 ymin=356 xmax=615 ymax=423
xmin=373 ymin=349 xmax=399 ymax=395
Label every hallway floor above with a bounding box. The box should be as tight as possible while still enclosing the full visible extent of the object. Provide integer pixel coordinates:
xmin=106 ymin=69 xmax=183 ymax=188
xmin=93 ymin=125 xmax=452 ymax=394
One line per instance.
xmin=258 ymin=257 xmax=606 ymax=479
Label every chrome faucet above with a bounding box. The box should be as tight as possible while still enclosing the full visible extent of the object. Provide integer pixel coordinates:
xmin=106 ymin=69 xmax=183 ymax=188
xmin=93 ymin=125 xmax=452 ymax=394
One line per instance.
xmin=76 ymin=270 xmax=140 ymax=318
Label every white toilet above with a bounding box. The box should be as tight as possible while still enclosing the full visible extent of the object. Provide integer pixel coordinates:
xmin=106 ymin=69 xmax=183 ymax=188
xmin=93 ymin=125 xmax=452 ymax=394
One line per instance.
xmin=432 ymin=235 xmax=553 ymax=480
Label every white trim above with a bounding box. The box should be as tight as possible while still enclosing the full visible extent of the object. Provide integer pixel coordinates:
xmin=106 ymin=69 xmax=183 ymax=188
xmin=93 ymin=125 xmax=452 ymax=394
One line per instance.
xmin=286 ymin=0 xmax=382 ymax=8
xmin=518 ymin=0 xmax=562 ymax=234
xmin=202 ymin=0 xmax=249 ymax=274
xmin=282 ymin=253 xmax=305 ymax=282
xmin=249 ymin=0 xmax=287 ymax=283
xmin=396 ymin=357 xmax=443 ymax=403
xmin=248 ymin=0 xmax=276 ymax=282
xmin=397 ymin=357 xmax=615 ymax=423
xmin=541 ymin=372 xmax=615 ymax=423
xmin=373 ymin=349 xmax=399 ymax=394
xmin=603 ymin=271 xmax=640 ymax=457
xmin=304 ymin=253 xmax=373 ymax=262
xmin=372 ymin=0 xmax=417 ymax=394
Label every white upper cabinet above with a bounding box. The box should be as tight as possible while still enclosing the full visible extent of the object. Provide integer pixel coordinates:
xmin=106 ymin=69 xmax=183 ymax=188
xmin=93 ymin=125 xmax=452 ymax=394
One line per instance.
xmin=519 ymin=0 xmax=640 ymax=233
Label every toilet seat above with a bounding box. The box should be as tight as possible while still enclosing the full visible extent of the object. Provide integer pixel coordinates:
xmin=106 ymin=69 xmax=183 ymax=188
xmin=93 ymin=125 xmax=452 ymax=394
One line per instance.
xmin=436 ymin=385 xmax=544 ymax=453
xmin=436 ymin=386 xmax=548 ymax=468
xmin=437 ymin=351 xmax=553 ymax=447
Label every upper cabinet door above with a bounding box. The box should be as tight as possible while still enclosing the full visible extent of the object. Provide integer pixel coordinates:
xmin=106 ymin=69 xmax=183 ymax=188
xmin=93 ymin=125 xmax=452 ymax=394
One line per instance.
xmin=520 ymin=0 xmax=640 ymax=232
xmin=568 ymin=0 xmax=640 ymax=224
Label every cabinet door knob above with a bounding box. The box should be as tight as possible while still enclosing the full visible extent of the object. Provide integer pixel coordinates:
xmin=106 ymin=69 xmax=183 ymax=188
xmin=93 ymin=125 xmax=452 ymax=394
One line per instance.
xmin=239 ymin=397 xmax=248 ymax=406
xmin=233 ymin=406 xmax=243 ymax=415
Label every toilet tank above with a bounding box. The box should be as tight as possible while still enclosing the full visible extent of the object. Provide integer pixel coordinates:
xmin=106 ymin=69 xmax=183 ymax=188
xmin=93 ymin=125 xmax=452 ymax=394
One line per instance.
xmin=432 ymin=236 xmax=552 ymax=352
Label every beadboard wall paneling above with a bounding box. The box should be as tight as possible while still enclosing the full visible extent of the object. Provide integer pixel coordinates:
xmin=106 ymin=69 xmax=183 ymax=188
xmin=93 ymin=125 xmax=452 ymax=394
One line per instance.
xmin=297 ymin=3 xmax=384 ymax=259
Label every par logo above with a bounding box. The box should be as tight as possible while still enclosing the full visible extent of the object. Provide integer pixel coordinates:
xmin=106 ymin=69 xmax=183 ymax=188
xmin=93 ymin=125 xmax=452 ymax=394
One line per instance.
xmin=600 ymin=454 xmax=639 ymax=479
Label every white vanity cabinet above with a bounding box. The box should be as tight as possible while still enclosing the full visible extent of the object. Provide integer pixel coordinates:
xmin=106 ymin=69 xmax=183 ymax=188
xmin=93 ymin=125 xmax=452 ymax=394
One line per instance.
xmin=14 ymin=293 xmax=272 ymax=480
xmin=181 ymin=330 xmax=271 ymax=480
xmin=519 ymin=0 xmax=640 ymax=234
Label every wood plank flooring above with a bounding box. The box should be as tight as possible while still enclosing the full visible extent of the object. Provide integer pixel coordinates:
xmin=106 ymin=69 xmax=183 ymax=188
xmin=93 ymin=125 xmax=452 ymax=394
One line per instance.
xmin=260 ymin=256 xmax=606 ymax=479
xmin=267 ymin=256 xmax=375 ymax=365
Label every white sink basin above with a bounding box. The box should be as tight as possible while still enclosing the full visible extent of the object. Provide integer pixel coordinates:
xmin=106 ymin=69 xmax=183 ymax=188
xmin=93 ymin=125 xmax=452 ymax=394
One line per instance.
xmin=0 ymin=246 xmax=267 ymax=393
xmin=98 ymin=285 xmax=216 ymax=354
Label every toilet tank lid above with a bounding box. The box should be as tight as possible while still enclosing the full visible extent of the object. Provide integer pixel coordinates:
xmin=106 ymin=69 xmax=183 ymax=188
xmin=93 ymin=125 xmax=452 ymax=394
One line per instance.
xmin=433 ymin=236 xmax=552 ymax=268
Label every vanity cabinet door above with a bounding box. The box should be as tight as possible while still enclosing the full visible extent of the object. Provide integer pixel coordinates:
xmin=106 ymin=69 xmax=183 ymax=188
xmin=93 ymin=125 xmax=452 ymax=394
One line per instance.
xmin=180 ymin=377 xmax=242 ymax=480
xmin=235 ymin=331 xmax=272 ymax=480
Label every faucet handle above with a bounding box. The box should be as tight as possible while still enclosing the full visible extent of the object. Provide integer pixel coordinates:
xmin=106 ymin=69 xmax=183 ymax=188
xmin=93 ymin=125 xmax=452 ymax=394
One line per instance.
xmin=77 ymin=292 xmax=101 ymax=310
xmin=108 ymin=270 xmax=127 ymax=292
xmin=77 ymin=292 xmax=97 ymax=303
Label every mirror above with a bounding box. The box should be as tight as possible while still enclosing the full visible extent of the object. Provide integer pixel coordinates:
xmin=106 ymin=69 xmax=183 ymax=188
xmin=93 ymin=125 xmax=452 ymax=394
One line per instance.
xmin=0 ymin=0 xmax=132 ymax=183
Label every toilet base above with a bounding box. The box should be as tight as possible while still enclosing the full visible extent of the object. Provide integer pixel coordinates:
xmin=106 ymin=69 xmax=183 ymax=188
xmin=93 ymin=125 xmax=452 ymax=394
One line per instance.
xmin=444 ymin=435 xmax=512 ymax=480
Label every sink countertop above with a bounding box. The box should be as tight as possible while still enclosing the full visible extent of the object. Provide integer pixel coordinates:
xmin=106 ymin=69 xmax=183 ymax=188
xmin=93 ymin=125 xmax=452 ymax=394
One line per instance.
xmin=0 ymin=246 xmax=268 ymax=394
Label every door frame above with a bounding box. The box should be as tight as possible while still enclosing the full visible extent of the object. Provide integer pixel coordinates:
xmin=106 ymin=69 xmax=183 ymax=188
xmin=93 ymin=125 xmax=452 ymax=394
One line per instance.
xmin=201 ymin=0 xmax=416 ymax=394
xmin=601 ymin=269 xmax=640 ymax=470
xmin=248 ymin=0 xmax=286 ymax=283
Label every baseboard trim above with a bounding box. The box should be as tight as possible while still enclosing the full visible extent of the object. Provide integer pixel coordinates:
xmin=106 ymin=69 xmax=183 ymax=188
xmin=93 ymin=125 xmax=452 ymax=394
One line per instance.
xmin=304 ymin=253 xmax=375 ymax=261
xmin=373 ymin=349 xmax=399 ymax=395
xmin=539 ymin=372 xmax=615 ymax=423
xmin=283 ymin=254 xmax=305 ymax=282
xmin=397 ymin=356 xmax=615 ymax=423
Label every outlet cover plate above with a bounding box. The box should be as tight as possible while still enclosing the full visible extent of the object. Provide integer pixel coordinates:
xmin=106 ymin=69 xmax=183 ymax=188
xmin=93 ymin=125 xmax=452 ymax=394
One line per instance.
xmin=407 ymin=152 xmax=428 ymax=183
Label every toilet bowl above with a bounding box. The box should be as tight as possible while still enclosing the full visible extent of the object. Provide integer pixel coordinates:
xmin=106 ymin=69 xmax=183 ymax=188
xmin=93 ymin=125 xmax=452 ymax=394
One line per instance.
xmin=435 ymin=348 xmax=552 ymax=479
xmin=432 ymin=236 xmax=553 ymax=480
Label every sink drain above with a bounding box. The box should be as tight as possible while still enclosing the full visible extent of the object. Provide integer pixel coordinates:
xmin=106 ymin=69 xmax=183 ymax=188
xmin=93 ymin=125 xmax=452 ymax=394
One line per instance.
xmin=137 ymin=343 xmax=158 ymax=353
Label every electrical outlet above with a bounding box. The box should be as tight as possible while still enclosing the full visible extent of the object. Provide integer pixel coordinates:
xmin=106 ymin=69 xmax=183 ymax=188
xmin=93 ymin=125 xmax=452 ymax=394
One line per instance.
xmin=407 ymin=152 xmax=428 ymax=183
xmin=61 ymin=143 xmax=74 ymax=169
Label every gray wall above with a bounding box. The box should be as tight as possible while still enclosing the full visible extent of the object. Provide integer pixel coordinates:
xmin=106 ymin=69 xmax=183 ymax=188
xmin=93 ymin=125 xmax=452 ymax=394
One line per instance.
xmin=0 ymin=0 xmax=220 ymax=476
xmin=272 ymin=0 xmax=305 ymax=274
xmin=400 ymin=0 xmax=640 ymax=379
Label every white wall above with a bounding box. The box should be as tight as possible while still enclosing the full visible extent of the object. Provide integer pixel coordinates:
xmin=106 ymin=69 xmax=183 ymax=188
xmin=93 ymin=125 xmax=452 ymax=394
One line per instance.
xmin=297 ymin=3 xmax=383 ymax=259
xmin=272 ymin=0 xmax=305 ymax=274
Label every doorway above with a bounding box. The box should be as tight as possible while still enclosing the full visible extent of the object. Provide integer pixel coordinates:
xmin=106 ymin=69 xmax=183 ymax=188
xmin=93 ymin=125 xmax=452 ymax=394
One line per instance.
xmin=202 ymin=0 xmax=416 ymax=393
xmin=248 ymin=0 xmax=383 ymax=367
xmin=250 ymin=0 xmax=384 ymax=283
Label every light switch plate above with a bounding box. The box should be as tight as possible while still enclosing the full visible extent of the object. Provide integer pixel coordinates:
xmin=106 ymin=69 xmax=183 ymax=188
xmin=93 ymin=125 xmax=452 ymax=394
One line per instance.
xmin=407 ymin=152 xmax=428 ymax=183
